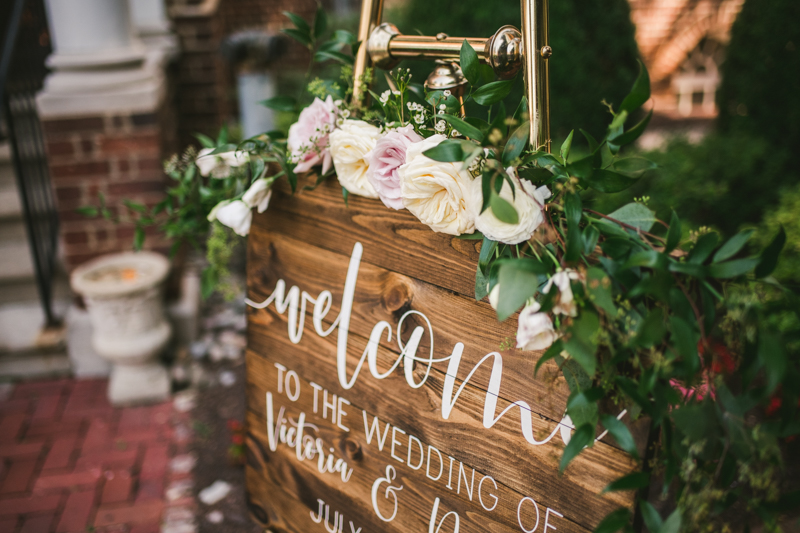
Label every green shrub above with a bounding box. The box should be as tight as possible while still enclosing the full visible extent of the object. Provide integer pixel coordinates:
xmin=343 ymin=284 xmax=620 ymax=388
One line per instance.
xmin=717 ymin=0 xmax=800 ymax=159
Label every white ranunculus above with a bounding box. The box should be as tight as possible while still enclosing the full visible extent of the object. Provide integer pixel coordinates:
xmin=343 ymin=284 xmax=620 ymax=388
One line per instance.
xmin=196 ymin=148 xmax=249 ymax=179
xmin=399 ymin=135 xmax=476 ymax=236
xmin=242 ymin=178 xmax=273 ymax=213
xmin=488 ymin=284 xmax=500 ymax=310
xmin=543 ymin=269 xmax=583 ymax=317
xmin=212 ymin=200 xmax=252 ymax=237
xmin=468 ymin=167 xmax=551 ymax=244
xmin=329 ymin=120 xmax=382 ymax=198
xmin=516 ymin=302 xmax=558 ymax=351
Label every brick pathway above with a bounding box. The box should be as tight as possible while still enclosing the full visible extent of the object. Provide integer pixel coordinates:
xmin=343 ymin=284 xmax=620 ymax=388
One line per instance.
xmin=0 ymin=379 xmax=197 ymax=533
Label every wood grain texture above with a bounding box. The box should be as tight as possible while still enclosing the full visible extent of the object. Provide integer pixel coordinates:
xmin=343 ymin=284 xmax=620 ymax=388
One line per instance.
xmin=245 ymin=182 xmax=640 ymax=532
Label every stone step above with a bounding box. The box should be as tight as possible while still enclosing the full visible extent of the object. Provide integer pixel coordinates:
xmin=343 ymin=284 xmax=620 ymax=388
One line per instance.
xmin=0 ymin=240 xmax=34 ymax=282
xmin=0 ymin=187 xmax=23 ymax=220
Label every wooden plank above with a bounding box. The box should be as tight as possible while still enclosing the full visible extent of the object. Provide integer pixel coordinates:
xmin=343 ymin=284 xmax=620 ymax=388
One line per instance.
xmin=262 ymin=179 xmax=480 ymax=297
xmin=245 ymin=353 xmax=599 ymax=533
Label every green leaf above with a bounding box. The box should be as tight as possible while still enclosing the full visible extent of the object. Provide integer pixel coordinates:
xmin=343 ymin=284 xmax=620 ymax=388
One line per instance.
xmin=281 ymin=28 xmax=312 ymax=47
xmin=438 ymin=114 xmax=485 ymax=142
xmin=559 ymin=423 xmax=594 ymax=474
xmin=621 ymin=250 xmax=667 ymax=271
xmin=665 ymin=211 xmax=681 ymax=253
xmin=460 ymin=40 xmax=480 ymax=86
xmin=584 ymin=169 xmax=639 ymax=193
xmin=755 ymin=226 xmax=786 ymax=278
xmin=473 ymin=80 xmax=513 ymax=106
xmin=707 ymin=257 xmax=760 ymax=279
xmin=502 ymin=121 xmax=530 ymax=166
xmin=586 ymin=267 xmax=616 ymax=316
xmin=602 ymin=472 xmax=650 ymax=493
xmin=534 ymin=339 xmax=563 ymax=377
xmin=713 ymin=229 xmax=754 ymax=263
xmin=76 ymin=206 xmax=98 ymax=217
xmin=283 ymin=11 xmax=310 ymax=33
xmin=668 ymin=261 xmax=707 ymax=278
xmin=633 ymin=308 xmax=666 ymax=348
xmin=580 ymin=128 xmax=599 ymax=153
xmin=687 ymin=232 xmax=719 ymax=264
xmin=600 ymin=414 xmax=638 ymax=459
xmin=260 ymin=95 xmax=297 ymax=112
xmin=342 ymin=187 xmax=349 ymax=207
xmin=660 ymin=509 xmax=681 ymax=533
xmin=133 ymin=227 xmax=145 ymax=251
xmin=497 ymin=259 xmax=548 ymax=321
xmin=760 ymin=330 xmax=786 ymax=393
xmin=564 ymin=311 xmax=600 ymax=376
xmin=194 ymin=132 xmax=215 ymax=148
xmin=564 ymin=192 xmax=582 ymax=227
xmin=567 ymin=387 xmax=602 ymax=427
xmin=620 ymin=60 xmax=651 ymax=114
xmin=313 ymin=6 xmax=327 ymax=39
xmin=639 ymin=502 xmax=663 ymax=533
xmin=606 ymin=202 xmax=656 ymax=232
xmin=123 ymin=200 xmax=147 ymax=214
xmin=609 ymin=109 xmax=653 ymax=146
xmin=477 ymin=235 xmax=496 ymax=269
xmin=331 ymin=29 xmax=356 ymax=45
xmin=423 ymin=140 xmax=465 ymax=162
xmin=475 ymin=267 xmax=489 ymax=301
xmin=314 ymin=50 xmax=354 ymax=65
xmin=593 ymin=508 xmax=630 ymax=533
xmin=566 ymin=151 xmax=598 ymax=179
xmin=560 ymin=130 xmax=574 ymax=163
xmin=612 ymin=157 xmax=657 ymax=178
xmin=489 ymin=191 xmax=518 ymax=225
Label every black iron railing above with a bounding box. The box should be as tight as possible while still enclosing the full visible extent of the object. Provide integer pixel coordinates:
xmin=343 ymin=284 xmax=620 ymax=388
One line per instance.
xmin=1 ymin=0 xmax=60 ymax=327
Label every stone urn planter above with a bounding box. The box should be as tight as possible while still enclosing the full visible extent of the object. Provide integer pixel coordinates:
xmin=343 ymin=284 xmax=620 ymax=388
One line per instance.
xmin=71 ymin=252 xmax=172 ymax=405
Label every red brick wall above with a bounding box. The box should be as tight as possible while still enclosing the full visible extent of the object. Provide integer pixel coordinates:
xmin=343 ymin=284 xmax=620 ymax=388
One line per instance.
xmin=43 ymin=113 xmax=171 ymax=270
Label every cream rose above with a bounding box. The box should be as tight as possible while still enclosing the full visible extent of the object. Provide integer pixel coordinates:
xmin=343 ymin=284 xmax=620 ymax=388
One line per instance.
xmin=209 ymin=200 xmax=252 ymax=237
xmin=468 ymin=167 xmax=551 ymax=244
xmin=196 ymin=148 xmax=249 ymax=179
xmin=544 ymin=269 xmax=583 ymax=317
xmin=516 ymin=302 xmax=558 ymax=351
xmin=399 ymin=135 xmax=475 ymax=236
xmin=329 ymin=119 xmax=382 ymax=198
xmin=242 ymin=178 xmax=273 ymax=213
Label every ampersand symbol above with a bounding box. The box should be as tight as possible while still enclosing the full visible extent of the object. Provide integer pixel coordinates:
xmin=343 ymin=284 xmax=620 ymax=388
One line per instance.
xmin=371 ymin=465 xmax=404 ymax=522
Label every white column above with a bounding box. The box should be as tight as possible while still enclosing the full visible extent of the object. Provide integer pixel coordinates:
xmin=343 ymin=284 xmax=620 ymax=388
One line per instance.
xmin=38 ymin=0 xmax=166 ymax=118
xmin=127 ymin=0 xmax=178 ymax=56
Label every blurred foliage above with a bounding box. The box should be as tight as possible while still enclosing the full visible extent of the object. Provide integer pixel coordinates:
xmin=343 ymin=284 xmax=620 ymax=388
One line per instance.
xmin=398 ymin=0 xmax=641 ymax=139
xmin=716 ymin=0 xmax=800 ymax=162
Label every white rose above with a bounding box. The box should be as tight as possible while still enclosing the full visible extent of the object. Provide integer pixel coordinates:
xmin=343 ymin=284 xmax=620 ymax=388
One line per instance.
xmin=329 ymin=120 xmax=382 ymax=198
xmin=468 ymin=167 xmax=551 ymax=244
xmin=242 ymin=178 xmax=272 ymax=213
xmin=212 ymin=200 xmax=252 ymax=237
xmin=488 ymin=284 xmax=500 ymax=310
xmin=516 ymin=302 xmax=558 ymax=351
xmin=544 ymin=269 xmax=583 ymax=317
xmin=399 ymin=135 xmax=476 ymax=236
xmin=196 ymin=148 xmax=249 ymax=179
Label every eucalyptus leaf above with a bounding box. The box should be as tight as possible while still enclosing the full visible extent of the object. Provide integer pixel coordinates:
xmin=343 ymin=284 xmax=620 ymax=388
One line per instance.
xmin=423 ymin=140 xmax=465 ymax=162
xmin=600 ymin=414 xmax=639 ymax=459
xmin=281 ymin=27 xmax=312 ymax=47
xmin=497 ymin=259 xmax=547 ymax=321
xmin=602 ymin=472 xmax=650 ymax=493
xmin=610 ymin=109 xmax=653 ymax=146
xmin=561 ymin=130 xmax=574 ymax=163
xmin=665 ymin=211 xmax=681 ymax=253
xmin=687 ymin=232 xmax=719 ymax=264
xmin=489 ymin=192 xmax=519 ymax=225
xmin=439 ymin=114 xmax=484 ymax=141
xmin=283 ymin=11 xmax=310 ymax=33
xmin=660 ymin=509 xmax=681 ymax=533
xmin=260 ymin=95 xmax=297 ymax=112
xmin=639 ymin=501 xmax=663 ymax=533
xmin=313 ymin=6 xmax=327 ymax=39
xmin=606 ymin=202 xmax=656 ymax=232
xmin=755 ymin=226 xmax=786 ymax=278
xmin=585 ymin=169 xmax=639 ymax=193
xmin=314 ymin=50 xmax=354 ymax=65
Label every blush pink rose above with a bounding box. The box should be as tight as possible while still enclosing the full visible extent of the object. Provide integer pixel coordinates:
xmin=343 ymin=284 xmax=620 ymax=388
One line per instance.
xmin=287 ymin=96 xmax=337 ymax=174
xmin=367 ymin=124 xmax=423 ymax=209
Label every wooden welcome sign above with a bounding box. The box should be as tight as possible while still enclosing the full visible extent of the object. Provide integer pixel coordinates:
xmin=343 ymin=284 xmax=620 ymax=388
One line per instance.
xmin=243 ymin=181 xmax=640 ymax=533
xmin=244 ymin=0 xmax=639 ymax=530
